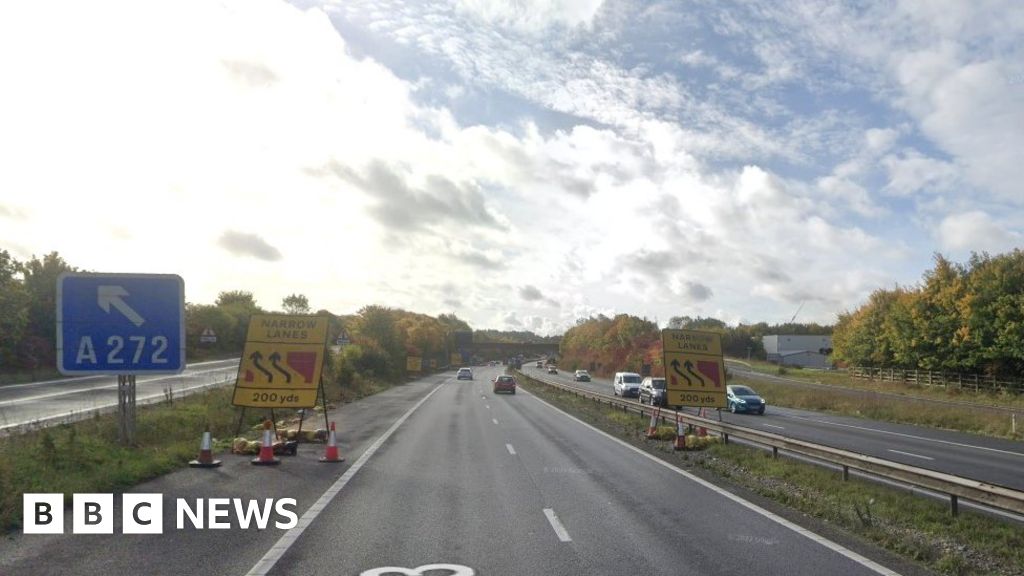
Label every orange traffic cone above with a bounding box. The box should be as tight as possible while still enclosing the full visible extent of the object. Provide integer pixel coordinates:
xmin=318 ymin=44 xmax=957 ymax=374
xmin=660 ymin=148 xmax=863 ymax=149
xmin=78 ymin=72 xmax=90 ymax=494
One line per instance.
xmin=319 ymin=421 xmax=345 ymax=463
xmin=673 ymin=413 xmax=687 ymax=451
xmin=251 ymin=420 xmax=281 ymax=466
xmin=189 ymin=427 xmax=222 ymax=468
xmin=645 ymin=407 xmax=661 ymax=439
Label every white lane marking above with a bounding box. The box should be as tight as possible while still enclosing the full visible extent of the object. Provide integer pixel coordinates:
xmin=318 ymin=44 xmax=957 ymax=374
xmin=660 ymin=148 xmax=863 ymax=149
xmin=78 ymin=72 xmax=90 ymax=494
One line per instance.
xmin=485 ymin=404 xmax=490 ymax=410
xmin=0 ymin=379 xmax=232 ymax=432
xmin=492 ymin=418 xmax=499 ymax=425
xmin=887 ymin=449 xmax=934 ymax=461
xmin=0 ymin=358 xmax=238 ymax=391
xmin=526 ymin=393 xmax=900 ymax=576
xmin=761 ymin=424 xmax=785 ymax=430
xmin=0 ymin=368 xmax=232 ymax=407
xmin=361 ymin=565 xmax=475 ymax=576
xmin=245 ymin=382 xmax=447 ymax=576
xmin=542 ymin=508 xmax=572 ymax=542
xmin=784 ymin=414 xmax=1024 ymax=458
xmin=506 ymin=443 xmax=516 ymax=455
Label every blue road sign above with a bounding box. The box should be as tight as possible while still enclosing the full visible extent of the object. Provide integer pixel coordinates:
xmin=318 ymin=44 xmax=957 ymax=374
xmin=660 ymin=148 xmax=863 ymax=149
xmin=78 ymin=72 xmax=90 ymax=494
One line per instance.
xmin=57 ymin=273 xmax=185 ymax=375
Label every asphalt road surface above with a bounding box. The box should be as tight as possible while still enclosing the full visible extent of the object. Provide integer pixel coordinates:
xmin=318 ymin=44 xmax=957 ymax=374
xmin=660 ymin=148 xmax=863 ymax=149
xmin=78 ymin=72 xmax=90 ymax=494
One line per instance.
xmin=532 ymin=366 xmax=1024 ymax=491
xmin=0 ymin=358 xmax=238 ymax=433
xmin=0 ymin=366 xmax=913 ymax=576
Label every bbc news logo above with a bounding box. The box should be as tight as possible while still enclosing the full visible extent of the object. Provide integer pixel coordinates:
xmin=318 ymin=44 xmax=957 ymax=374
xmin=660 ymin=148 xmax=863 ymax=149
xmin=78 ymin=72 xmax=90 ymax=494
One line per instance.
xmin=23 ymin=494 xmax=298 ymax=534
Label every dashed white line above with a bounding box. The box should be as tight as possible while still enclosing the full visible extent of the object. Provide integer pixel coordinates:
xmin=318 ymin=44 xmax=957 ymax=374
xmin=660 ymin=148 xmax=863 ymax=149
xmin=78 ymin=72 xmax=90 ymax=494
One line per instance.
xmin=887 ymin=449 xmax=934 ymax=461
xmin=506 ymin=443 xmax=516 ymax=455
xmin=761 ymin=424 xmax=785 ymax=430
xmin=784 ymin=414 xmax=1024 ymax=458
xmin=527 ymin=393 xmax=900 ymax=575
xmin=543 ymin=508 xmax=572 ymax=542
xmin=485 ymin=404 xmax=490 ymax=410
xmin=492 ymin=418 xmax=499 ymax=425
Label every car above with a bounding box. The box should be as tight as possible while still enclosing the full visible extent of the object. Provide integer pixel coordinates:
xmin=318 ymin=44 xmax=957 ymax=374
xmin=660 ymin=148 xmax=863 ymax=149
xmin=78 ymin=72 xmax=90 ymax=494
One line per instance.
xmin=493 ymin=375 xmax=517 ymax=394
xmin=573 ymin=369 xmax=591 ymax=382
xmin=726 ymin=384 xmax=766 ymax=414
xmin=638 ymin=377 xmax=667 ymax=406
xmin=536 ymin=361 xmax=543 ymax=368
xmin=547 ymin=365 xmax=558 ymax=374
xmin=612 ymin=372 xmax=642 ymax=397
xmin=456 ymin=367 xmax=473 ymax=381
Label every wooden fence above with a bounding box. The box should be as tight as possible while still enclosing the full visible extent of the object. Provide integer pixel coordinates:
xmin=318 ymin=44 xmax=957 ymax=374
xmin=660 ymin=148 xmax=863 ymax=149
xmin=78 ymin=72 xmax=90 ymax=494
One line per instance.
xmin=850 ymin=366 xmax=1024 ymax=394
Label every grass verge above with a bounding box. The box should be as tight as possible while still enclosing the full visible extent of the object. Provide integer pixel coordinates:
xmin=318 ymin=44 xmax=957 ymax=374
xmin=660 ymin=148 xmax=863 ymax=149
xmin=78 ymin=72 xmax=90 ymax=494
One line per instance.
xmin=731 ymin=358 xmax=1024 ymax=414
xmin=516 ymin=372 xmax=1024 ymax=576
xmin=734 ymin=375 xmax=1023 ymax=440
xmin=0 ymin=368 xmax=415 ymax=532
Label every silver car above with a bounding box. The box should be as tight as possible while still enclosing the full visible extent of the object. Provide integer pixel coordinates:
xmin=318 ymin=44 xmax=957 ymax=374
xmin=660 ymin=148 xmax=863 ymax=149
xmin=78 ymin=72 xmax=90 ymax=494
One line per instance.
xmin=638 ymin=377 xmax=668 ymax=406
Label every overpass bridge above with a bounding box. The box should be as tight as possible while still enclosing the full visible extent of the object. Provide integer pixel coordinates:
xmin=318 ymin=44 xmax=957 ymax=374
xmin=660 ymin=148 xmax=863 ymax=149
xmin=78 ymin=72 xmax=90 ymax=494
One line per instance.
xmin=465 ymin=341 xmax=560 ymax=360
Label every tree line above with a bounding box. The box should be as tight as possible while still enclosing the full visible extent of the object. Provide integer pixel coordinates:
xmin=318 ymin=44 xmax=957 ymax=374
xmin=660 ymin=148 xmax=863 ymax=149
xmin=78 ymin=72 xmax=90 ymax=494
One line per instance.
xmin=558 ymin=313 xmax=830 ymax=376
xmin=833 ymin=251 xmax=1024 ymax=376
xmin=0 ymin=249 xmax=542 ymax=384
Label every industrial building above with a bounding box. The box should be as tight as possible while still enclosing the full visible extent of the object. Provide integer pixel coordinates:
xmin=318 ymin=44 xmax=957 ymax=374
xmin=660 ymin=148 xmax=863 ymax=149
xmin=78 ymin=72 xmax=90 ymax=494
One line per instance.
xmin=762 ymin=335 xmax=833 ymax=369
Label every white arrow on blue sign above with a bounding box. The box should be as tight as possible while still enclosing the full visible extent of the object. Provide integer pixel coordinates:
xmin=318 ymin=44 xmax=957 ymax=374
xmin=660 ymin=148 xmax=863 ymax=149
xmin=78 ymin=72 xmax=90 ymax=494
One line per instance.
xmin=56 ymin=273 xmax=186 ymax=375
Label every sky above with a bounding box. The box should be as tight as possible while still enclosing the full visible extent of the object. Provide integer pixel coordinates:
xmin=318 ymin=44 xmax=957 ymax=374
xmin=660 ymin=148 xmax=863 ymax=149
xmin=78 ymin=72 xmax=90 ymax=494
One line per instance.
xmin=1 ymin=0 xmax=1022 ymax=335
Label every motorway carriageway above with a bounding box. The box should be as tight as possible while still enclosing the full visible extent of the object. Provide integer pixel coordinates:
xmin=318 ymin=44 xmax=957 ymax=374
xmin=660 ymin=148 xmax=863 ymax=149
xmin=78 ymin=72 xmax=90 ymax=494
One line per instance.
xmin=0 ymin=366 xmax=920 ymax=576
xmin=533 ymin=366 xmax=1024 ymax=492
xmin=0 ymin=358 xmax=239 ymax=433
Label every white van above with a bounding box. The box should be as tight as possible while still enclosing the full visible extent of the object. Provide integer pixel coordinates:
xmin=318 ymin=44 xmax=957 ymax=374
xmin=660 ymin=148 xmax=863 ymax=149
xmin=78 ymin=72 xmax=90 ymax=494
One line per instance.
xmin=612 ymin=372 xmax=642 ymax=397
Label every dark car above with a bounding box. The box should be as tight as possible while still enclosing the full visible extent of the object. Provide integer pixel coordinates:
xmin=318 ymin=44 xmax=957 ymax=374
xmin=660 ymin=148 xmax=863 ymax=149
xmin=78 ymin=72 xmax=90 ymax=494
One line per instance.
xmin=726 ymin=384 xmax=766 ymax=414
xmin=638 ymin=377 xmax=667 ymax=406
xmin=573 ymin=369 xmax=591 ymax=382
xmin=493 ymin=375 xmax=517 ymax=394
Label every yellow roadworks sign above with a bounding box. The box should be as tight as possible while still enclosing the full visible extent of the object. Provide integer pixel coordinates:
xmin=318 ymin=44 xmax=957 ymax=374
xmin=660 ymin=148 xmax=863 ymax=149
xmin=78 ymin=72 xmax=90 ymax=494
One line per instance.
xmin=450 ymin=353 xmax=462 ymax=366
xmin=407 ymin=356 xmax=422 ymax=372
xmin=233 ymin=314 xmax=328 ymax=408
xmin=662 ymin=329 xmax=727 ymax=409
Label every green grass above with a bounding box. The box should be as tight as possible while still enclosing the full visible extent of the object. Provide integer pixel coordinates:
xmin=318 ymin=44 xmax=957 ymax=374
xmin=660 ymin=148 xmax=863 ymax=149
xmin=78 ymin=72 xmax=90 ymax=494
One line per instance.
xmin=0 ymin=368 xmax=405 ymax=532
xmin=735 ymin=375 xmax=1024 ymax=440
xmin=0 ymin=386 xmax=243 ymax=531
xmin=730 ymin=357 xmax=1024 ymax=412
xmin=695 ymin=444 xmax=1024 ymax=575
xmin=515 ymin=371 xmax=1024 ymax=576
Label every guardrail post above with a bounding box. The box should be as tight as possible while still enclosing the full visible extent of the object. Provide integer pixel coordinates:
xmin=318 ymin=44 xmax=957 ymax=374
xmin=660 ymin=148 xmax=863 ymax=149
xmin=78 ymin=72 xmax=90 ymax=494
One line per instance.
xmin=842 ymin=465 xmax=849 ymax=481
xmin=772 ymin=446 xmax=778 ymax=459
xmin=723 ymin=433 xmax=729 ymax=445
xmin=950 ymin=494 xmax=959 ymax=516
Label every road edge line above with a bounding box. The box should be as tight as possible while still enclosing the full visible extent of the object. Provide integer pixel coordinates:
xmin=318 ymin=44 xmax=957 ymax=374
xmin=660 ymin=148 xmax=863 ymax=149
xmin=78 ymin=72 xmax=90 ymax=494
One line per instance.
xmin=244 ymin=381 xmax=447 ymax=576
xmin=522 ymin=388 xmax=902 ymax=576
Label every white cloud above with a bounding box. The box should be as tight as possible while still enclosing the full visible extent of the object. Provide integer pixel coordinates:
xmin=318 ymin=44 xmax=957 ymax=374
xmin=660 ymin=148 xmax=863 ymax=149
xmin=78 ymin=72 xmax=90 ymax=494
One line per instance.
xmin=455 ymin=0 xmax=605 ymax=32
xmin=938 ymin=211 xmax=1020 ymax=253
xmin=882 ymin=150 xmax=959 ymax=197
xmin=3 ymin=0 xmax=1019 ymax=335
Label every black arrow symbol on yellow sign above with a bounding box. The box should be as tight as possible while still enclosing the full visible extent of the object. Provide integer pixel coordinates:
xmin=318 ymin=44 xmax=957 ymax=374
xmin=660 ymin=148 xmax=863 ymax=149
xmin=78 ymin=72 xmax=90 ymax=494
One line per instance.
xmin=684 ymin=360 xmax=705 ymax=387
xmin=269 ymin=352 xmax=291 ymax=383
xmin=250 ymin=351 xmax=273 ymax=382
xmin=670 ymin=359 xmax=691 ymax=386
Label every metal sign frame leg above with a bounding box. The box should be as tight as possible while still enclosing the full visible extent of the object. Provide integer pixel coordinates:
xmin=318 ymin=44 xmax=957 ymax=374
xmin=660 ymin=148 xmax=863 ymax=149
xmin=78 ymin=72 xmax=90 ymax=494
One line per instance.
xmin=118 ymin=374 xmax=136 ymax=446
xmin=319 ymin=378 xmax=330 ymax=434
